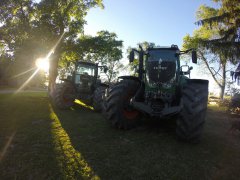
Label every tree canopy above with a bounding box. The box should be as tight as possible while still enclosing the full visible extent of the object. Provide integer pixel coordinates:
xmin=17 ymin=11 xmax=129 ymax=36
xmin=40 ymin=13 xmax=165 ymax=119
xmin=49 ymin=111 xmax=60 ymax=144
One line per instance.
xmin=183 ymin=1 xmax=239 ymax=99
xmin=0 ymin=0 xmax=103 ymax=87
xmin=197 ymin=0 xmax=240 ymax=61
xmin=60 ymin=30 xmax=124 ymax=83
xmin=0 ymin=0 xmax=125 ymax=87
xmin=127 ymin=41 xmax=156 ymax=76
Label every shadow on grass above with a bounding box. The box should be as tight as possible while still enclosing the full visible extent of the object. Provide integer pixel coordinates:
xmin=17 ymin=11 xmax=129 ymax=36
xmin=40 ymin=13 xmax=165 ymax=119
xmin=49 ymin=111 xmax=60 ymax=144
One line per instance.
xmin=52 ymin=102 xmax=240 ymax=180
xmin=49 ymin=103 xmax=100 ymax=179
xmin=2 ymin=93 xmax=240 ymax=179
xmin=0 ymin=93 xmax=101 ymax=179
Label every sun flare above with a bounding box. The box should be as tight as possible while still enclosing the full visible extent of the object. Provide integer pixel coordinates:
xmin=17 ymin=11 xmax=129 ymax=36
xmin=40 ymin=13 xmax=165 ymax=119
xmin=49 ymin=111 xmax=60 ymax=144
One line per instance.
xmin=36 ymin=58 xmax=49 ymax=72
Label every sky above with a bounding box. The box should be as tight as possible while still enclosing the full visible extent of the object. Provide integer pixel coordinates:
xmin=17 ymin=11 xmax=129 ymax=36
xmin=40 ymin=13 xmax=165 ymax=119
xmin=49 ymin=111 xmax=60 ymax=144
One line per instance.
xmin=84 ymin=0 xmax=221 ymax=92
xmin=85 ymin=0 xmax=217 ymax=50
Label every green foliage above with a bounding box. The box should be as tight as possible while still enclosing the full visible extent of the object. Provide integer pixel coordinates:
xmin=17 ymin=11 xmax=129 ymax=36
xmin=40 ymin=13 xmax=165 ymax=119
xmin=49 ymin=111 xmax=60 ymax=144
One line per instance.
xmin=182 ymin=3 xmax=237 ymax=100
xmin=59 ymin=30 xmax=124 ymax=82
xmin=0 ymin=0 xmax=123 ymax=84
xmin=127 ymin=41 xmax=156 ymax=75
xmin=78 ymin=31 xmax=123 ymax=64
xmin=196 ymin=5 xmax=218 ymax=21
xmin=197 ymin=0 xmax=240 ymax=61
xmin=183 ymin=5 xmax=219 ymax=51
xmin=92 ymin=31 xmax=123 ymax=82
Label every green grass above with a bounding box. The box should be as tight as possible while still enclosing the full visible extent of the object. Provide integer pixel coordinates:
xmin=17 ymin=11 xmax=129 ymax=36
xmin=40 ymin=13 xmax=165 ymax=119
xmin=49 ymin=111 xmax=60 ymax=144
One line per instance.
xmin=1 ymin=93 xmax=240 ymax=179
xmin=0 ymin=86 xmax=16 ymax=90
xmin=208 ymin=103 xmax=229 ymax=112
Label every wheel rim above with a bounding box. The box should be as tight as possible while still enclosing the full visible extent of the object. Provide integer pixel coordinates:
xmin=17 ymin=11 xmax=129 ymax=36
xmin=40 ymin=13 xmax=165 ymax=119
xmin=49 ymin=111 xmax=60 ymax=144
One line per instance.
xmin=122 ymin=92 xmax=139 ymax=120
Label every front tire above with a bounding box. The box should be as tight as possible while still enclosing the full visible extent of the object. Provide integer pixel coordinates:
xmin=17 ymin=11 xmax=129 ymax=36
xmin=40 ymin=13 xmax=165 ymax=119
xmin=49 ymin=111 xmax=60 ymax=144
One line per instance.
xmin=105 ymin=79 xmax=140 ymax=129
xmin=176 ymin=80 xmax=209 ymax=143
xmin=53 ymin=82 xmax=76 ymax=109
xmin=93 ymin=86 xmax=106 ymax=112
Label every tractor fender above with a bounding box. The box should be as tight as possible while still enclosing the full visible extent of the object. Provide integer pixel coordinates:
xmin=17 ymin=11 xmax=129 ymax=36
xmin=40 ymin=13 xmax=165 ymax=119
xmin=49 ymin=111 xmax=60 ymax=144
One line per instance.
xmin=58 ymin=79 xmax=77 ymax=91
xmin=94 ymin=81 xmax=109 ymax=90
xmin=118 ymin=76 xmax=144 ymax=101
xmin=186 ymin=79 xmax=209 ymax=85
xmin=118 ymin=76 xmax=141 ymax=83
xmin=177 ymin=78 xmax=209 ymax=104
xmin=177 ymin=78 xmax=209 ymax=105
xmin=59 ymin=78 xmax=74 ymax=84
xmin=99 ymin=83 xmax=109 ymax=88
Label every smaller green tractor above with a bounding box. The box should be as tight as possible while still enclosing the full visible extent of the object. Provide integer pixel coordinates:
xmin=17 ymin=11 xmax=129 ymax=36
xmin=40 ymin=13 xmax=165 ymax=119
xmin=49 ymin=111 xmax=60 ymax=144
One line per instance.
xmin=105 ymin=45 xmax=209 ymax=143
xmin=53 ymin=61 xmax=108 ymax=111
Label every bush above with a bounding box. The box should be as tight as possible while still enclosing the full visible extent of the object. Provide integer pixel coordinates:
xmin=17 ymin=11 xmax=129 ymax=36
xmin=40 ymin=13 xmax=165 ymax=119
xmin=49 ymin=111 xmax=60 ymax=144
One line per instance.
xmin=229 ymin=93 xmax=240 ymax=115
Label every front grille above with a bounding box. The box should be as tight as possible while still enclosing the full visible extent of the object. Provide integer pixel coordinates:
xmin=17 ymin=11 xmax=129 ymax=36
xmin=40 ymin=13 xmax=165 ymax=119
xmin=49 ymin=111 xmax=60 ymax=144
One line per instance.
xmin=151 ymin=100 xmax=165 ymax=112
xmin=147 ymin=61 xmax=176 ymax=83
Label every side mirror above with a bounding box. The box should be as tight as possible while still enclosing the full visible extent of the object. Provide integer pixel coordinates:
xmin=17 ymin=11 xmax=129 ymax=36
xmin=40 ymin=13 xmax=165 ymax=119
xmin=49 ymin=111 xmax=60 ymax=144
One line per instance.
xmin=181 ymin=65 xmax=190 ymax=74
xmin=192 ymin=50 xmax=197 ymax=64
xmin=129 ymin=50 xmax=134 ymax=63
xmin=180 ymin=65 xmax=193 ymax=78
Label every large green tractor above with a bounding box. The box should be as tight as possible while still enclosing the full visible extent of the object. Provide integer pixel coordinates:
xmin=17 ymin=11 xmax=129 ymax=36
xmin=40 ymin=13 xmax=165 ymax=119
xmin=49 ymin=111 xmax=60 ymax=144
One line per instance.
xmin=53 ymin=61 xmax=108 ymax=112
xmin=105 ymin=45 xmax=209 ymax=142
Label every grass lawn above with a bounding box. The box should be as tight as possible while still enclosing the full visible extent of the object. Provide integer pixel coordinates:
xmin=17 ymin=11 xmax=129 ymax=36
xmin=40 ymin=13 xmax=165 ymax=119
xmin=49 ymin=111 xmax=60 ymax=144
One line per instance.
xmin=0 ymin=92 xmax=240 ymax=179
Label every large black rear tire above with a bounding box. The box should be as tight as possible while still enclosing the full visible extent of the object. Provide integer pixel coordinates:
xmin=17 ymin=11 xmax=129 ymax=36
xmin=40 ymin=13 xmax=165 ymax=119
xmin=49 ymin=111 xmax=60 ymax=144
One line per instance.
xmin=105 ymin=79 xmax=140 ymax=129
xmin=93 ymin=86 xmax=106 ymax=112
xmin=54 ymin=82 xmax=76 ymax=109
xmin=176 ymin=80 xmax=208 ymax=143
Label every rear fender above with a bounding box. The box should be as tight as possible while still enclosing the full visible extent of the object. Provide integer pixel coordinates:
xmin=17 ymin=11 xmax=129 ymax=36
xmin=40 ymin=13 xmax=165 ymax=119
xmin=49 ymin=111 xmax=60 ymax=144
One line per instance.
xmin=60 ymin=79 xmax=74 ymax=85
xmin=118 ymin=76 xmax=141 ymax=83
xmin=186 ymin=79 xmax=209 ymax=86
xmin=118 ymin=76 xmax=144 ymax=102
xmin=59 ymin=79 xmax=77 ymax=92
xmin=99 ymin=83 xmax=109 ymax=88
xmin=177 ymin=78 xmax=209 ymax=104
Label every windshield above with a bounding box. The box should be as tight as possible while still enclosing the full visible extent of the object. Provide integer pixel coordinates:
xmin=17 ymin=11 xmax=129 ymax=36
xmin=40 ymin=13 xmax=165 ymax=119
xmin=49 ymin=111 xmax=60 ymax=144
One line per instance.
xmin=146 ymin=49 xmax=178 ymax=84
xmin=148 ymin=49 xmax=177 ymax=62
xmin=76 ymin=64 xmax=96 ymax=76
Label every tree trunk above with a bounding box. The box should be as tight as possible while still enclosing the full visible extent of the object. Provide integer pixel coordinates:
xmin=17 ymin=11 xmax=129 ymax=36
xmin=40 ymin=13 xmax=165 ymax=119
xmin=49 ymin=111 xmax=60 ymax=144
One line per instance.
xmin=48 ymin=28 xmax=64 ymax=98
xmin=219 ymin=62 xmax=226 ymax=100
xmin=199 ymin=51 xmax=228 ymax=100
xmin=219 ymin=85 xmax=225 ymax=100
xmin=48 ymin=53 xmax=59 ymax=98
xmin=48 ymin=41 xmax=62 ymax=97
xmin=107 ymin=71 xmax=112 ymax=83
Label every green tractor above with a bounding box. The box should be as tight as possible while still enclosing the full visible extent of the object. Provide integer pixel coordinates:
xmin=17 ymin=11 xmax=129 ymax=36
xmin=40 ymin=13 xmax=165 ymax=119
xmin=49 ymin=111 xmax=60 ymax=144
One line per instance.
xmin=53 ymin=61 xmax=108 ymax=111
xmin=105 ymin=45 xmax=209 ymax=142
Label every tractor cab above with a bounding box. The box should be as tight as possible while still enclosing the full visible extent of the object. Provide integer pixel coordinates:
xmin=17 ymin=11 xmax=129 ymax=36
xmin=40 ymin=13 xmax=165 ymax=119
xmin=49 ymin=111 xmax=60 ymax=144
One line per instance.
xmin=74 ymin=61 xmax=97 ymax=94
xmin=146 ymin=47 xmax=180 ymax=88
xmin=130 ymin=45 xmax=197 ymax=83
xmin=129 ymin=45 xmax=197 ymax=103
